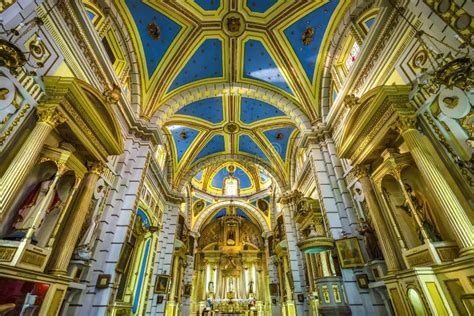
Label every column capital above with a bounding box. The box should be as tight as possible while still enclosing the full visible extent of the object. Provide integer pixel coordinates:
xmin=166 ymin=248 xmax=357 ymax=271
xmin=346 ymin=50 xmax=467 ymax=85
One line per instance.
xmin=278 ymin=190 xmax=302 ymax=205
xmin=36 ymin=105 xmax=67 ymax=128
xmin=87 ymin=161 xmax=105 ymax=176
xmin=352 ymin=164 xmax=370 ymax=179
xmin=394 ymin=112 xmax=417 ymax=134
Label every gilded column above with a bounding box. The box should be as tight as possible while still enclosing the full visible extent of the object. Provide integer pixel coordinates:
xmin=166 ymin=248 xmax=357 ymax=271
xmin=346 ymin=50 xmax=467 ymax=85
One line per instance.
xmin=353 ymin=165 xmax=401 ymax=272
xmin=0 ymin=105 xmax=66 ymax=218
xmin=282 ymin=256 xmax=296 ymax=316
xmin=396 ymin=113 xmax=474 ymax=256
xmin=48 ymin=162 xmax=103 ymax=275
xmin=169 ymin=256 xmax=180 ymax=302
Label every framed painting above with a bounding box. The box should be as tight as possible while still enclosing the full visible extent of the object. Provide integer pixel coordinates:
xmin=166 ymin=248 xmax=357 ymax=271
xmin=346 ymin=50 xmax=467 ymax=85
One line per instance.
xmin=335 ymin=237 xmax=365 ymax=268
xmin=115 ymin=241 xmax=134 ymax=273
xmin=154 ymin=274 xmax=170 ymax=294
xmin=269 ymin=283 xmax=279 ymax=296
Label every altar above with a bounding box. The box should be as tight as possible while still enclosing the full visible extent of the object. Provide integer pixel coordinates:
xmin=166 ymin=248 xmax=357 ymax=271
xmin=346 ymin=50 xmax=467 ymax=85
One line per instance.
xmin=191 ymin=213 xmax=270 ymax=315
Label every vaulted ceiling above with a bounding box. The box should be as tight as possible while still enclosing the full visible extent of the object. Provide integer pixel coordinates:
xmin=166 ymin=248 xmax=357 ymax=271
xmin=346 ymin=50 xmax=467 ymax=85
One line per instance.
xmin=115 ymin=0 xmax=347 ymax=188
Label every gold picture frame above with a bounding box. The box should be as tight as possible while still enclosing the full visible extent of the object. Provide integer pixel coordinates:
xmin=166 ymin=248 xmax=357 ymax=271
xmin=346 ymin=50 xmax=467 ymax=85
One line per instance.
xmin=154 ymin=274 xmax=170 ymax=294
xmin=335 ymin=237 xmax=365 ymax=268
xmin=115 ymin=242 xmax=134 ymax=273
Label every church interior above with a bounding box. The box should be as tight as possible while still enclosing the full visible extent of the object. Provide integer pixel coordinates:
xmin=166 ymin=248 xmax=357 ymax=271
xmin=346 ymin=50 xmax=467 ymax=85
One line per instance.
xmin=0 ymin=0 xmax=472 ymax=315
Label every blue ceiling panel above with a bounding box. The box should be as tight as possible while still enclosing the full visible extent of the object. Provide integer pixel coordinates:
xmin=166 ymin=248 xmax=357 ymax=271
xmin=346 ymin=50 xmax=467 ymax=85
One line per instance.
xmin=259 ymin=170 xmax=269 ymax=182
xmin=365 ymin=17 xmax=376 ymax=29
xmin=193 ymin=134 xmax=225 ymax=163
xmin=125 ymin=0 xmax=182 ymax=77
xmin=263 ymin=127 xmax=295 ymax=161
xmin=176 ymin=97 xmax=223 ymax=123
xmin=86 ymin=10 xmax=95 ymax=21
xmin=283 ymin=0 xmax=339 ymax=82
xmin=168 ymin=38 xmax=223 ymax=92
xmin=240 ymin=97 xmax=286 ymax=124
xmin=211 ymin=166 xmax=252 ymax=189
xmin=169 ymin=126 xmax=200 ymax=163
xmin=195 ymin=0 xmax=221 ymax=11
xmin=236 ymin=208 xmax=251 ymax=220
xmin=246 ymin=0 xmax=278 ymax=13
xmin=243 ymin=40 xmax=293 ymax=95
xmin=212 ymin=208 xmax=227 ymax=221
xmin=239 ymin=135 xmax=269 ymax=162
xmin=235 ymin=167 xmax=252 ymax=189
xmin=211 ymin=167 xmax=227 ymax=188
xmin=194 ymin=169 xmax=204 ymax=181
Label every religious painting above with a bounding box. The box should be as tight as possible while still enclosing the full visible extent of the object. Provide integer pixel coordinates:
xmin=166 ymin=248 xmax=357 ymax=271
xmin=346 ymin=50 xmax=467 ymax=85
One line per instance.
xmin=335 ymin=237 xmax=365 ymax=268
xmin=184 ymin=283 xmax=192 ymax=296
xmin=96 ymin=274 xmax=111 ymax=289
xmin=257 ymin=199 xmax=269 ymax=215
xmin=297 ymin=293 xmax=305 ymax=303
xmin=356 ymin=273 xmax=369 ymax=289
xmin=115 ymin=241 xmax=133 ymax=273
xmin=269 ymin=283 xmax=279 ymax=296
xmin=193 ymin=200 xmax=205 ymax=216
xmin=154 ymin=274 xmax=170 ymax=294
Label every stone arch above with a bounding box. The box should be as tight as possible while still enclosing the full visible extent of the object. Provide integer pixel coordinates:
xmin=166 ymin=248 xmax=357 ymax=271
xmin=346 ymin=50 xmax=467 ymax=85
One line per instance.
xmin=152 ymin=83 xmax=312 ymax=130
xmin=175 ymin=153 xmax=289 ymax=193
xmin=193 ymin=200 xmax=271 ymax=234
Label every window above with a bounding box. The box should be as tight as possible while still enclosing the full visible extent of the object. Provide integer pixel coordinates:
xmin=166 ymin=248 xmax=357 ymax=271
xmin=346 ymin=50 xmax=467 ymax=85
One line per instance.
xmin=223 ymin=176 xmax=239 ymax=196
xmin=344 ymin=41 xmax=360 ymax=72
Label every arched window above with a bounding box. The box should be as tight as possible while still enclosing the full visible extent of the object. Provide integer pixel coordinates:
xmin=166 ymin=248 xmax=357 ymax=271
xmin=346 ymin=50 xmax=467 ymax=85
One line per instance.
xmin=82 ymin=0 xmax=128 ymax=86
xmin=223 ymin=176 xmax=239 ymax=196
xmin=331 ymin=9 xmax=379 ymax=88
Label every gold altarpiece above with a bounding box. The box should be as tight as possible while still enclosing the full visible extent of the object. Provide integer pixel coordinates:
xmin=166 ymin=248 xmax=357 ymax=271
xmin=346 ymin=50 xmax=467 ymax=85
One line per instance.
xmin=337 ymin=82 xmax=474 ymax=315
xmin=191 ymin=212 xmax=270 ymax=315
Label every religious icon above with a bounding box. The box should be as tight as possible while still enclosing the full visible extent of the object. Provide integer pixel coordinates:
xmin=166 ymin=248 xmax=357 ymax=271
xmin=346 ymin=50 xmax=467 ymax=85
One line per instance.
xmin=257 ymin=199 xmax=269 ymax=215
xmin=184 ymin=284 xmax=192 ymax=296
xmin=227 ymin=17 xmax=241 ymax=33
xmin=115 ymin=241 xmax=134 ymax=273
xmin=302 ymin=26 xmax=315 ymax=45
xmin=147 ymin=22 xmax=161 ymax=40
xmin=399 ymin=183 xmax=442 ymax=243
xmin=11 ymin=179 xmax=53 ymax=231
xmin=357 ymin=217 xmax=383 ymax=260
xmin=356 ymin=274 xmax=369 ymax=289
xmin=248 ymin=280 xmax=254 ymax=294
xmin=208 ymin=281 xmax=214 ymax=293
xmin=269 ymin=283 xmax=279 ymax=296
xmin=154 ymin=274 xmax=170 ymax=294
xmin=95 ymin=274 xmax=111 ymax=289
xmin=335 ymin=237 xmax=365 ymax=268
xmin=193 ymin=200 xmax=205 ymax=215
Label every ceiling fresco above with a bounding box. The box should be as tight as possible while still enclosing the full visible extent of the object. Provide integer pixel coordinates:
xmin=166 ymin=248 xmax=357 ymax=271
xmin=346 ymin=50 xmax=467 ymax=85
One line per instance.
xmin=115 ymin=0 xmax=347 ymax=188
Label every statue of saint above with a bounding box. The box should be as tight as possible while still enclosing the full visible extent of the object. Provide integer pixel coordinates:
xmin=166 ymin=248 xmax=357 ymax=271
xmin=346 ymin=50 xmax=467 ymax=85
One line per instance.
xmin=5 ymin=179 xmax=56 ymax=244
xmin=357 ymin=218 xmax=383 ymax=260
xmin=208 ymin=281 xmax=214 ymax=293
xmin=401 ymin=183 xmax=442 ymax=243
xmin=13 ymin=180 xmax=53 ymax=231
xmin=248 ymin=281 xmax=254 ymax=294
